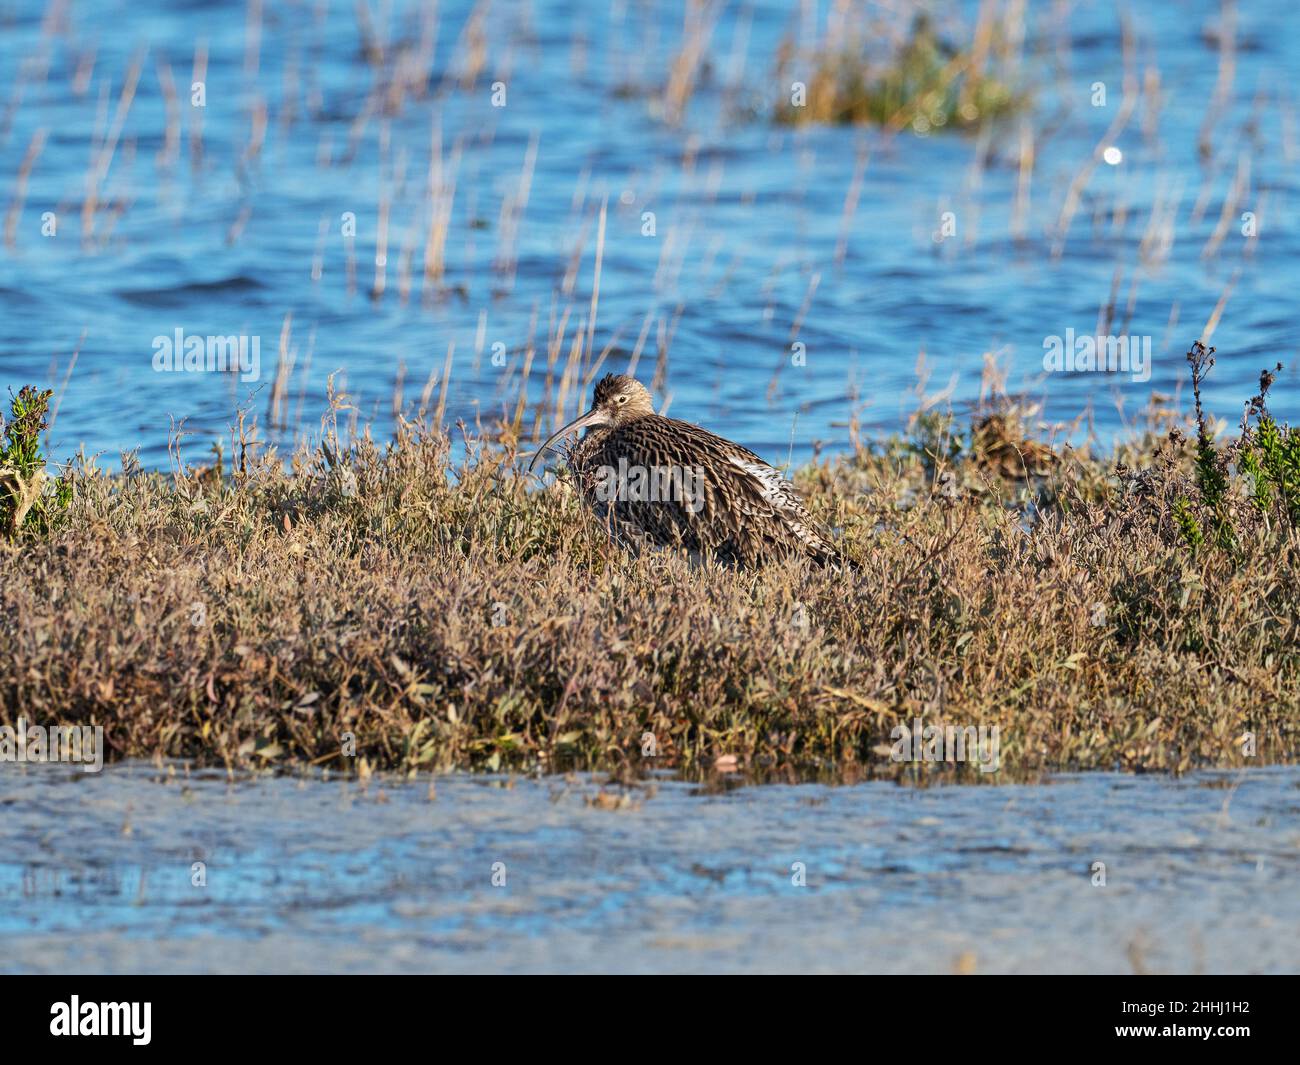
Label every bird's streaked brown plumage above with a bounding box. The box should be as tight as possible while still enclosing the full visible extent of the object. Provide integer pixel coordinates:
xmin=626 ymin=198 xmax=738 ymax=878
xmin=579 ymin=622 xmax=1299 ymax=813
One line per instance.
xmin=527 ymin=374 xmax=841 ymax=567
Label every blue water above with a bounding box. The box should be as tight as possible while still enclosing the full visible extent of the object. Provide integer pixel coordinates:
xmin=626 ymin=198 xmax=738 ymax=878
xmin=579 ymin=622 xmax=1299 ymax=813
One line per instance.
xmin=2 ymin=0 xmax=1298 ymax=469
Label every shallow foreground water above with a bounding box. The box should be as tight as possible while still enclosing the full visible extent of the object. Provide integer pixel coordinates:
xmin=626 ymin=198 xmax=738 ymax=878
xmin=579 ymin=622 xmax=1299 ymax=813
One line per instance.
xmin=2 ymin=762 xmax=1297 ymax=974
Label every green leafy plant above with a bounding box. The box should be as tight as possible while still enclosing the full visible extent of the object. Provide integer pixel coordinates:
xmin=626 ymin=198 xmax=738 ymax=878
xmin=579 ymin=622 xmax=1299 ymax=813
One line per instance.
xmin=1239 ymin=364 xmax=1300 ymax=528
xmin=1193 ymin=344 xmax=1235 ymax=550
xmin=0 ymin=385 xmax=70 ymax=537
xmin=1172 ymin=494 xmax=1204 ymax=551
xmin=1166 ymin=346 xmax=1300 ymax=556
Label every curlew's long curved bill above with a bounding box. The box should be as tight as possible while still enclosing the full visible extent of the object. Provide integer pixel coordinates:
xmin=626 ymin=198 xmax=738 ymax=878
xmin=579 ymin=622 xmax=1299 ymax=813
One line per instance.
xmin=526 ymin=407 xmax=610 ymax=474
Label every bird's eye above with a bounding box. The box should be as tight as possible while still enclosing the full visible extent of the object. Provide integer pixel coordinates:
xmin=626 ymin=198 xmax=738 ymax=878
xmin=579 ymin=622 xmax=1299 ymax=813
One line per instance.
xmin=617 ymin=394 xmax=628 ymax=404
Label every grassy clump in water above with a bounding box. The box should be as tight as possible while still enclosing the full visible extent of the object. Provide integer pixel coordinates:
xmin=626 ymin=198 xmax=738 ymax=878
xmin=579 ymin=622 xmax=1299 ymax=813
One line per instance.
xmin=774 ymin=14 xmax=1028 ymax=132
xmin=0 ymin=344 xmax=1297 ymax=778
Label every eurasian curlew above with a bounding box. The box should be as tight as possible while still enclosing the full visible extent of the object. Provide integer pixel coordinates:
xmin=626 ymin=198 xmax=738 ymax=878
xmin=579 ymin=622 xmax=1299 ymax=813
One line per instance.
xmin=527 ymin=374 xmax=842 ymax=567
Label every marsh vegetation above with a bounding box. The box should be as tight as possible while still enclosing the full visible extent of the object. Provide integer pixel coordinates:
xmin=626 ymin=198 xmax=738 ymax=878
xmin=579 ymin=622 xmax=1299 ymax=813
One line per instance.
xmin=3 ymin=346 xmax=1297 ymax=777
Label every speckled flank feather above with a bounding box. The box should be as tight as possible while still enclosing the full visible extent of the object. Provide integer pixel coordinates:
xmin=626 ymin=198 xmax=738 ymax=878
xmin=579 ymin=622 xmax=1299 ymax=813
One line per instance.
xmin=536 ymin=374 xmax=842 ymax=568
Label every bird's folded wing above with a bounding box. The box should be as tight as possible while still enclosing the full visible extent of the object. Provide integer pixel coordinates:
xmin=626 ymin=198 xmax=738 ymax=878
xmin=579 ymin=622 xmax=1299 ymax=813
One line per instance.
xmin=617 ymin=418 xmax=834 ymax=554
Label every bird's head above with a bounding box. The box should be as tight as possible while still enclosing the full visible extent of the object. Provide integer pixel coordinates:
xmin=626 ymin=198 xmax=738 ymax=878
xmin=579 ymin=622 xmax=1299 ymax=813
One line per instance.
xmin=591 ymin=374 xmax=654 ymax=423
xmin=527 ymin=374 xmax=653 ymax=473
